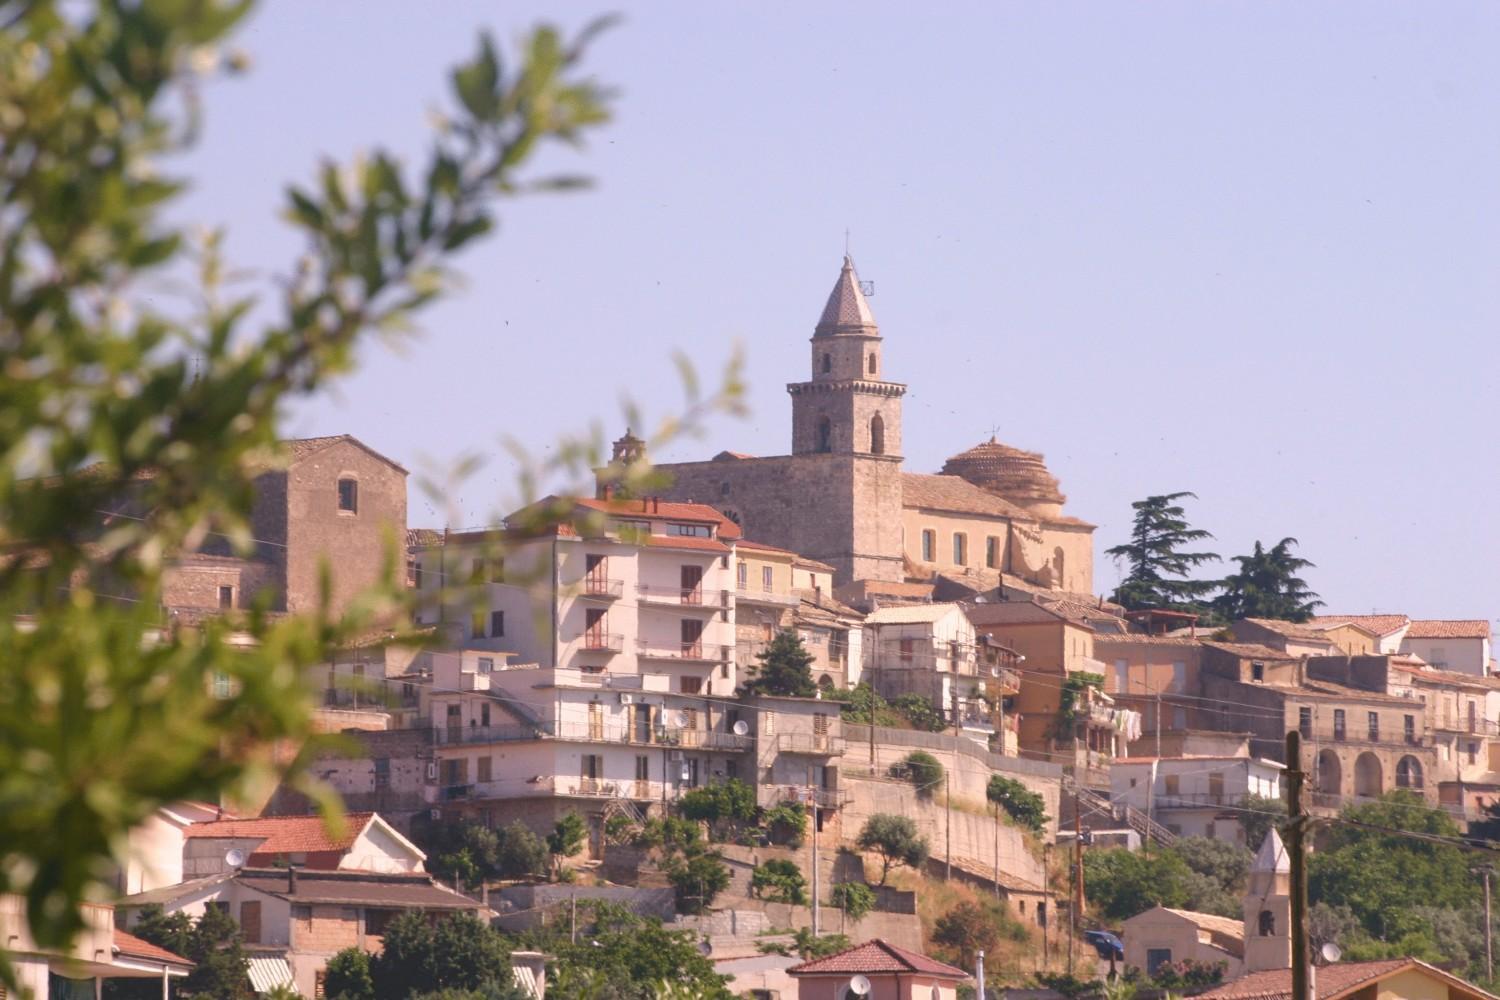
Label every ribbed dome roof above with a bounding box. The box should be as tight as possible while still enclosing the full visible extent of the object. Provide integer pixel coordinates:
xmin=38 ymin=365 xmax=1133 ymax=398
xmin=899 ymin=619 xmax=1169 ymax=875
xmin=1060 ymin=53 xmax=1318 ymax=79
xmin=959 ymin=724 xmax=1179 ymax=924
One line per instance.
xmin=940 ymin=436 xmax=1065 ymax=511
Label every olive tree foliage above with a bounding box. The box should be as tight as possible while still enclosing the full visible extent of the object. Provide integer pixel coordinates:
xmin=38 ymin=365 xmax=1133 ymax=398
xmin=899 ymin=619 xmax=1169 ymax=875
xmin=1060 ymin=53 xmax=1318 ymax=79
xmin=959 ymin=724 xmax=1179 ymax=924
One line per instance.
xmin=0 ymin=0 xmax=742 ymax=963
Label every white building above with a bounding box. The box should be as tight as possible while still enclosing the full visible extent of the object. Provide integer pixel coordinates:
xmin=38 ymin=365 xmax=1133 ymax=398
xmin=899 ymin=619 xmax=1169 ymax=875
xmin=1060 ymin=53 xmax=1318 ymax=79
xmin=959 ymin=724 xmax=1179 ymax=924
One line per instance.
xmin=862 ymin=603 xmax=993 ymax=740
xmin=1110 ymin=755 xmax=1284 ymax=844
xmin=1401 ymin=620 xmax=1493 ymax=676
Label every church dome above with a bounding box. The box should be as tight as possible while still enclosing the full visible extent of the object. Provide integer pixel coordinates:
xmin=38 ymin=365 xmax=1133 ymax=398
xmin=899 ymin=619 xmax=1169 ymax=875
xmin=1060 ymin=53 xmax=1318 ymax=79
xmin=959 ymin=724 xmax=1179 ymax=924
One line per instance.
xmin=941 ymin=436 xmax=1066 ymax=517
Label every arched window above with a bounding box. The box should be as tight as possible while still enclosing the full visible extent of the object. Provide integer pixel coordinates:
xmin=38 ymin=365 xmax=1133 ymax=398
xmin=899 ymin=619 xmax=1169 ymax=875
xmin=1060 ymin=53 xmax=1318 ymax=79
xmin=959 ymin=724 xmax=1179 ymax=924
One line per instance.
xmin=870 ymin=414 xmax=885 ymax=455
xmin=821 ymin=353 xmax=831 ymax=374
xmin=1258 ymin=910 xmax=1275 ymax=936
xmin=868 ymin=352 xmax=878 ymax=375
xmin=816 ymin=417 xmax=832 ymax=453
xmin=1396 ymin=756 xmax=1424 ymax=789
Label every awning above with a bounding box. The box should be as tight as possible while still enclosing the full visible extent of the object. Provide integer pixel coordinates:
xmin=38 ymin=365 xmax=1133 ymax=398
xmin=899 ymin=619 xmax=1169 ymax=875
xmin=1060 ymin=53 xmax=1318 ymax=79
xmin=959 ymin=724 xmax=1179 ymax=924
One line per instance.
xmin=247 ymin=957 xmax=295 ymax=994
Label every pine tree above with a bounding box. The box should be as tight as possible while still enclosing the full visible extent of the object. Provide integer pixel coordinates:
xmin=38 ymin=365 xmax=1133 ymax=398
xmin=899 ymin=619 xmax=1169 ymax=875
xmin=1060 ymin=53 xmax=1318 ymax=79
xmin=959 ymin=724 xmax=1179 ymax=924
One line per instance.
xmin=741 ymin=629 xmax=817 ymax=698
xmin=1106 ymin=493 xmax=1220 ymax=611
xmin=1212 ymin=537 xmax=1323 ymax=622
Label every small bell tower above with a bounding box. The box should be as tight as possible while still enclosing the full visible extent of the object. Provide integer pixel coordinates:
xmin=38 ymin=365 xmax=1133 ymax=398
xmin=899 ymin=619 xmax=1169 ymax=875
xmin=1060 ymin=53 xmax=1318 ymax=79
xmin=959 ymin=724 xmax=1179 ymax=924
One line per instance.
xmin=1243 ymin=827 xmax=1293 ymax=972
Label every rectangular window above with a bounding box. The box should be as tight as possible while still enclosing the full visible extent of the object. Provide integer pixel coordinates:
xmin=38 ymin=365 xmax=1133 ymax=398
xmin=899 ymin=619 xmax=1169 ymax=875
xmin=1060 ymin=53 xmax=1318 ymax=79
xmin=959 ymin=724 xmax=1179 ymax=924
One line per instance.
xmin=218 ymin=585 xmax=234 ymax=609
xmin=240 ymin=901 xmax=261 ymax=944
xmin=682 ymin=708 xmax=699 ymax=730
xmin=1404 ymin=714 xmax=1416 ymax=744
xmin=412 ymin=561 xmax=423 ymax=589
xmin=1208 ymin=771 xmax=1224 ymax=800
xmin=582 ymin=754 xmax=602 ymax=779
xmin=668 ymin=523 xmax=712 ymax=538
xmin=441 ymin=757 xmax=468 ymax=785
xmin=1113 ymin=660 xmax=1128 ymax=694
xmin=1146 ymin=949 xmax=1173 ymax=976
xmin=470 ymin=611 xmax=486 ymax=638
xmin=490 ymin=610 xmax=505 ymax=637
xmin=737 ymin=562 xmax=748 ymax=588
xmin=986 ymin=536 xmax=1000 ymax=569
xmin=1469 ymin=701 xmax=1478 ymax=734
xmin=1470 ymin=743 xmax=1480 ymax=765
xmin=1367 ymin=712 xmax=1379 ymax=742
xmin=681 ymin=617 xmax=704 ymax=656
xmin=478 ymin=657 xmax=494 ymax=674
xmin=480 ymin=703 xmax=491 ymax=727
xmin=373 ymin=758 xmax=390 ymax=790
xmin=477 ymin=757 xmax=492 ymax=783
xmin=337 ymin=478 xmax=358 ymax=513
xmin=680 ymin=675 xmax=703 ymax=695
xmin=1164 ymin=774 xmax=1180 ymax=795
xmin=1251 ymin=661 xmax=1265 ymax=682
xmin=365 ymin=909 xmax=397 ymax=937
xmin=471 ymin=558 xmax=484 ymax=583
xmin=1333 ymin=709 xmax=1346 ymax=741
xmin=636 ymin=755 xmax=650 ymax=780
xmin=1299 ymin=707 xmax=1313 ymax=739
xmin=921 ymin=529 xmax=935 ymax=562
xmin=763 ymin=711 xmax=775 ymax=736
xmin=899 ymin=638 xmax=914 ymax=665
xmin=953 ymin=533 xmax=967 ymax=566
xmin=762 ymin=565 xmax=774 ymax=592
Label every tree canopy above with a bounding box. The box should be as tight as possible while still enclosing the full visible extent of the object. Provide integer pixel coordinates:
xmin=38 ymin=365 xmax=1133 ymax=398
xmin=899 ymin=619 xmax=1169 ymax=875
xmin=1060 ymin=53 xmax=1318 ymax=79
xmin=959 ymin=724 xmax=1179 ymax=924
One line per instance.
xmin=857 ymin=813 xmax=930 ymax=884
xmin=1212 ymin=537 xmax=1323 ymax=622
xmin=129 ymin=904 xmax=251 ymax=1000
xmin=741 ymin=629 xmax=817 ymax=698
xmin=1105 ymin=493 xmax=1220 ymax=612
xmin=987 ymin=775 xmax=1049 ymax=835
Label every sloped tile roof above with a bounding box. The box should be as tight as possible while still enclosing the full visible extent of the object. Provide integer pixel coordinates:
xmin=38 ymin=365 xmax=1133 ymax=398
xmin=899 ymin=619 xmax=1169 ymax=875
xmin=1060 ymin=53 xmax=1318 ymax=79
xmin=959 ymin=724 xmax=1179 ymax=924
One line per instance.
xmin=787 ymin=938 xmax=967 ymax=979
xmin=1198 ymin=959 xmax=1435 ymax=1000
xmin=573 ymin=497 xmax=742 ymax=538
xmin=901 ymin=473 xmax=1035 ymax=520
xmin=407 ymin=528 xmax=445 ymax=548
xmin=1407 ymin=619 xmax=1491 ymax=639
xmin=1240 ymin=618 xmax=1332 ymax=642
xmin=1202 ymin=641 xmax=1297 ymax=661
xmin=1159 ymin=908 xmax=1245 ymax=948
xmin=283 ymin=434 xmax=408 ymax=473
xmin=814 ymin=256 xmax=879 ymax=337
xmin=182 ymin=813 xmax=374 ymax=853
xmin=115 ymin=929 xmax=193 ymax=967
xmin=1309 ymin=614 xmax=1410 ymax=637
xmin=866 ymin=603 xmax=963 ymax=625
xmin=234 ymin=868 xmax=479 ymax=909
xmin=644 ymin=535 xmax=730 ymax=554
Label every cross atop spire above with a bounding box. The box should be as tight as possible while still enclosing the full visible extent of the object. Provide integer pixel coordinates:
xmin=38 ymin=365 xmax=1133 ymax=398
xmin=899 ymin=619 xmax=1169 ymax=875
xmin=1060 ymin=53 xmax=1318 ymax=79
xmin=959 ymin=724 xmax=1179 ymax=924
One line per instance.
xmin=814 ymin=255 xmax=879 ymax=338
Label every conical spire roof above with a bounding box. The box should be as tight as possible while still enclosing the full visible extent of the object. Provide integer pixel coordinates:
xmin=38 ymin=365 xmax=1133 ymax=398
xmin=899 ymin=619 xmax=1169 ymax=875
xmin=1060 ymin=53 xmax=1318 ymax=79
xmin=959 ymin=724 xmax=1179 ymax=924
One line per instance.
xmin=1251 ymin=827 xmax=1290 ymax=874
xmin=814 ymin=256 xmax=878 ymax=337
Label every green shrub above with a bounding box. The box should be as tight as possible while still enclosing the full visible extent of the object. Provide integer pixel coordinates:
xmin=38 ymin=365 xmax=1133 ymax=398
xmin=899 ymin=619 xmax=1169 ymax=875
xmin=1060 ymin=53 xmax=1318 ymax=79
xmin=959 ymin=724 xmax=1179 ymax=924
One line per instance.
xmin=678 ymin=779 xmax=758 ymax=825
xmin=891 ymin=694 xmax=947 ymax=732
xmin=750 ymin=859 xmax=807 ymax=904
xmin=894 ymin=751 xmax=944 ymax=798
xmin=830 ymin=882 xmax=876 ymax=922
xmin=987 ymin=775 xmax=1048 ymax=834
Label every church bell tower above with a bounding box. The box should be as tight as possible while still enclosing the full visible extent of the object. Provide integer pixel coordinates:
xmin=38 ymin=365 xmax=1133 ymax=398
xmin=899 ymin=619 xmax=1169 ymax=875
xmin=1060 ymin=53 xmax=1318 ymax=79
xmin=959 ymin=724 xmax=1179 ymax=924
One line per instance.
xmin=1243 ymin=828 xmax=1293 ymax=972
xmin=787 ymin=256 xmax=905 ymax=458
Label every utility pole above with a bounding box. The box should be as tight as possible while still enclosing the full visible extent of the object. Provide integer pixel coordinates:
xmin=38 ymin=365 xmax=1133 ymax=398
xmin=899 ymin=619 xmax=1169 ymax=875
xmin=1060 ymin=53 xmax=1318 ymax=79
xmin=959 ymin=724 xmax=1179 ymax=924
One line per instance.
xmin=1473 ymin=865 xmax=1494 ymax=981
xmin=811 ymin=786 xmax=821 ymax=937
xmin=946 ymin=769 xmax=953 ymax=881
xmin=1286 ymin=731 xmax=1311 ymax=1000
xmin=994 ymin=800 xmax=1001 ymax=899
xmin=1074 ymin=808 xmax=1085 ymax=944
xmin=977 ymin=950 xmax=987 ymax=1000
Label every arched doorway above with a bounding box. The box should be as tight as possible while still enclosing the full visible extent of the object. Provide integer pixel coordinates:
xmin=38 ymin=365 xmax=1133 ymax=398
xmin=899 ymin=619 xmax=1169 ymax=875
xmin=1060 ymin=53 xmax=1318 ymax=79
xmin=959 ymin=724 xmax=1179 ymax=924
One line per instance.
xmin=869 ymin=415 xmax=885 ymax=455
xmin=1354 ymin=752 xmax=1383 ymax=798
xmin=1396 ymin=755 xmax=1424 ymax=790
xmin=1317 ymin=749 xmax=1342 ymax=798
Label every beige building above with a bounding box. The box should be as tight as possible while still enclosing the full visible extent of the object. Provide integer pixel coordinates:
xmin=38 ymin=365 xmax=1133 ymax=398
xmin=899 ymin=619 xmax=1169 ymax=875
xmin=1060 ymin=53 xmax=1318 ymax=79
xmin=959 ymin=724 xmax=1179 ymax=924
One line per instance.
xmin=1 ymin=895 xmax=193 ymax=1000
xmin=863 ymin=603 xmax=994 ymax=740
xmin=787 ymin=938 xmax=969 ymax=1000
xmin=644 ymin=257 xmax=1096 ymax=596
xmin=1121 ymin=906 xmax=1244 ymax=979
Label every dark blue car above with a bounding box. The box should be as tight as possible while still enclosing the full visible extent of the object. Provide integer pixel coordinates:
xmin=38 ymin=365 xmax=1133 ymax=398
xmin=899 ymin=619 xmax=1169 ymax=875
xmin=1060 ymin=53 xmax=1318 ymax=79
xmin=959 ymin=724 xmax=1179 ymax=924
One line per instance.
xmin=1084 ymin=930 xmax=1124 ymax=960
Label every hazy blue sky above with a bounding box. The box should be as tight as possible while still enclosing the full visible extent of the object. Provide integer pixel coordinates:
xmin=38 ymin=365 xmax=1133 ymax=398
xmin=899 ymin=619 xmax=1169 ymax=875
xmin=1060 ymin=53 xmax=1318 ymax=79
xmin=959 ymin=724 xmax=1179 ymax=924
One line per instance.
xmin=178 ymin=2 xmax=1499 ymax=623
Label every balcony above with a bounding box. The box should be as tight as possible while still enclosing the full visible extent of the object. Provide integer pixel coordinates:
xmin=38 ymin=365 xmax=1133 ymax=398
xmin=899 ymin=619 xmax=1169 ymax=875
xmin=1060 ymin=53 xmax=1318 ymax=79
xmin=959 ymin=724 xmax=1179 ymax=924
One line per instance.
xmin=577 ymin=631 xmax=625 ymax=653
xmin=637 ymin=585 xmax=729 ymax=611
xmin=777 ymin=732 xmax=846 ymax=756
xmin=436 ymin=723 xmax=552 ymax=746
xmin=637 ymin=640 xmax=730 ymax=663
xmin=555 ymin=775 xmax=664 ymax=800
xmin=778 ymin=785 xmax=842 ymax=809
xmin=1152 ymin=791 xmax=1257 ymax=809
xmin=580 ymin=577 xmax=625 ymax=600
xmin=672 ymin=729 xmax=754 ymax=751
xmin=734 ymin=588 xmax=800 ymax=608
xmin=441 ymin=784 xmax=474 ymax=801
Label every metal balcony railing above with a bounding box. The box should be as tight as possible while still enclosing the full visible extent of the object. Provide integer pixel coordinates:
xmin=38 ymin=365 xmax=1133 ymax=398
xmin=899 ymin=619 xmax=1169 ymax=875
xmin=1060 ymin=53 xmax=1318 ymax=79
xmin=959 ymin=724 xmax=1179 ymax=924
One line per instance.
xmin=581 ymin=577 xmax=625 ymax=600
xmin=578 ymin=631 xmax=625 ymax=653
xmin=777 ymin=732 xmax=846 ymax=756
xmin=636 ymin=585 xmax=729 ymax=609
xmin=637 ymin=640 xmax=730 ymax=662
xmin=778 ymin=785 xmax=842 ymax=809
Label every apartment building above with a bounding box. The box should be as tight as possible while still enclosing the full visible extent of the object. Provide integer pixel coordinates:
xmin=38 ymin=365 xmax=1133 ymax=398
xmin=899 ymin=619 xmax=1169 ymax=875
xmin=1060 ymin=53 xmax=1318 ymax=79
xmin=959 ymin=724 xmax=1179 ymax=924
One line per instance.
xmin=733 ymin=540 xmax=862 ymax=690
xmin=1400 ymin=620 xmax=1493 ymax=676
xmin=863 ymin=603 xmax=995 ymax=741
xmin=1110 ymin=755 xmax=1284 ymax=844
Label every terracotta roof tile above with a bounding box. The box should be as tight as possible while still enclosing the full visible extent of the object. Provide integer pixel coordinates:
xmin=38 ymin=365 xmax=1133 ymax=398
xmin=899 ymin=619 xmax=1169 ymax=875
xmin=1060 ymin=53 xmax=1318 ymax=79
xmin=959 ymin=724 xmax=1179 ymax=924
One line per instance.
xmin=183 ymin=813 xmax=374 ymax=854
xmin=1309 ymin=614 xmax=1410 ymax=637
xmin=234 ymin=868 xmax=480 ymax=910
xmin=1202 ymin=641 xmax=1297 ymax=660
xmin=644 ymin=535 xmax=730 ymax=554
xmin=736 ymin=539 xmax=796 ymax=556
xmin=407 ymin=528 xmax=444 ymax=549
xmin=787 ymin=939 xmax=967 ymax=979
xmin=814 ymin=256 xmax=879 ymax=337
xmin=1240 ymin=618 xmax=1334 ymax=643
xmin=572 ymin=497 xmax=742 ymax=539
xmin=793 ymin=556 xmax=838 ymax=573
xmin=1198 ymin=959 xmax=1429 ymax=1000
xmin=115 ymin=929 xmax=192 ymax=967
xmin=1407 ymin=619 xmax=1491 ymax=639
xmin=902 ymin=472 xmax=1036 ymax=520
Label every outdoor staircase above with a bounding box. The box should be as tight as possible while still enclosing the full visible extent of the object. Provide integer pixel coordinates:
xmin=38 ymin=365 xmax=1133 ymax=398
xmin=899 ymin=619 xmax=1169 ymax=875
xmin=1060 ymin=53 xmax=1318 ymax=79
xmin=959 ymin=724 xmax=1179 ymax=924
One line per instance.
xmin=1071 ymin=784 xmax=1177 ymax=848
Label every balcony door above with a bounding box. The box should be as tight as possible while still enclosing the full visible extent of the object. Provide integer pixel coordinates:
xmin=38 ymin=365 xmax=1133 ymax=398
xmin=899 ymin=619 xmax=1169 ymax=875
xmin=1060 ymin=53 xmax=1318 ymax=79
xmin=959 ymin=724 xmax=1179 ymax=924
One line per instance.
xmin=585 ymin=608 xmax=606 ymax=647
xmin=681 ymin=564 xmax=703 ymax=605
xmin=588 ymin=701 xmax=604 ymax=741
xmin=633 ymin=704 xmax=653 ymax=743
xmin=681 ymin=618 xmax=704 ymax=658
xmin=586 ymin=554 xmax=607 ymax=594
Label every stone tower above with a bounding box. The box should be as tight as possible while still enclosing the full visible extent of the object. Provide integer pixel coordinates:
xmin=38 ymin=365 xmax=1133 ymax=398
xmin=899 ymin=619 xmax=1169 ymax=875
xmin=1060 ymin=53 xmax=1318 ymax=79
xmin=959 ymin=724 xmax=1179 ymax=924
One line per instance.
xmin=788 ymin=256 xmax=905 ymax=458
xmin=1243 ymin=827 xmax=1293 ymax=972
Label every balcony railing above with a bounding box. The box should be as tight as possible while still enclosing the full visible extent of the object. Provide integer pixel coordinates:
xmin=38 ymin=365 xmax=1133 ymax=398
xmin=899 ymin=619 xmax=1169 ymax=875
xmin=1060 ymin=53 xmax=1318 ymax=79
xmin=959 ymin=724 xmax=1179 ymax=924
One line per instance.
xmin=433 ymin=720 xmax=751 ymax=751
xmin=671 ymin=729 xmax=754 ymax=751
xmin=636 ymin=585 xmax=729 ymax=609
xmin=1152 ymin=791 xmax=1259 ymax=809
xmin=436 ymin=723 xmax=552 ymax=746
xmin=777 ymin=732 xmax=846 ymax=756
xmin=556 ymin=776 xmax=663 ymax=800
xmin=581 ymin=577 xmax=625 ymax=600
xmin=778 ymin=785 xmax=842 ymax=809
xmin=637 ymin=640 xmax=730 ymax=663
xmin=578 ymin=631 xmax=625 ymax=653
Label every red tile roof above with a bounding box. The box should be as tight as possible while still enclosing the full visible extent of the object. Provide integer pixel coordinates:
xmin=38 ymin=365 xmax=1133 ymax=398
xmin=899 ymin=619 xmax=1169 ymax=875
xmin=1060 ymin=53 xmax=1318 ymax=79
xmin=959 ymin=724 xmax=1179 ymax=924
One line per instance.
xmin=901 ymin=472 xmax=1035 ymax=520
xmin=736 ymin=538 xmax=796 ymax=556
xmin=787 ymin=938 xmax=968 ymax=979
xmin=1202 ymin=641 xmax=1297 ymax=661
xmin=1407 ymin=619 xmax=1491 ymax=639
xmin=182 ymin=813 xmax=374 ymax=854
xmin=574 ymin=496 xmax=742 ymax=537
xmin=1196 ymin=958 xmax=1498 ymax=1000
xmin=644 ymin=535 xmax=730 ymax=554
xmin=1309 ymin=614 xmax=1410 ymax=637
xmin=115 ymin=929 xmax=192 ymax=967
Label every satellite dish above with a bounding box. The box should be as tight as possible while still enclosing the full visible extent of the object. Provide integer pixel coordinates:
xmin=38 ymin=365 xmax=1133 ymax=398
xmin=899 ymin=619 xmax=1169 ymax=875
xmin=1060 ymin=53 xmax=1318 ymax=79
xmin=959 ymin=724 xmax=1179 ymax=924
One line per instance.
xmin=732 ymin=720 xmax=750 ymax=736
xmin=848 ymin=975 xmax=871 ymax=997
xmin=224 ymin=848 xmax=247 ymax=869
xmin=1321 ymin=942 xmax=1343 ymax=964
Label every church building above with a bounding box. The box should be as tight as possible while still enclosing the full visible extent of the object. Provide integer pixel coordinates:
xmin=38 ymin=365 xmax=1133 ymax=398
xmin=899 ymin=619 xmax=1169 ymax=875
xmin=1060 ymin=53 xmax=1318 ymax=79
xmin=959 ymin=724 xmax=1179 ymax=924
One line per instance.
xmin=626 ymin=256 xmax=1096 ymax=597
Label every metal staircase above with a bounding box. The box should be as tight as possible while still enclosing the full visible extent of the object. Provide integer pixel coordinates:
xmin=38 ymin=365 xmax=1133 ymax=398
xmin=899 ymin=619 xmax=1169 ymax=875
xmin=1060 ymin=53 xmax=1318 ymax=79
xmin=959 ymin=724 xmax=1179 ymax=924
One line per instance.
xmin=1071 ymin=784 xmax=1177 ymax=848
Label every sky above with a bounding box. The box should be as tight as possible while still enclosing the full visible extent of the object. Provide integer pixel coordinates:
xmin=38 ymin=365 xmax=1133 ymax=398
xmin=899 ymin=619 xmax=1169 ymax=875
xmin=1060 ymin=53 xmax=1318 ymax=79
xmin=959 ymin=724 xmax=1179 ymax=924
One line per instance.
xmin=175 ymin=2 xmax=1499 ymax=623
